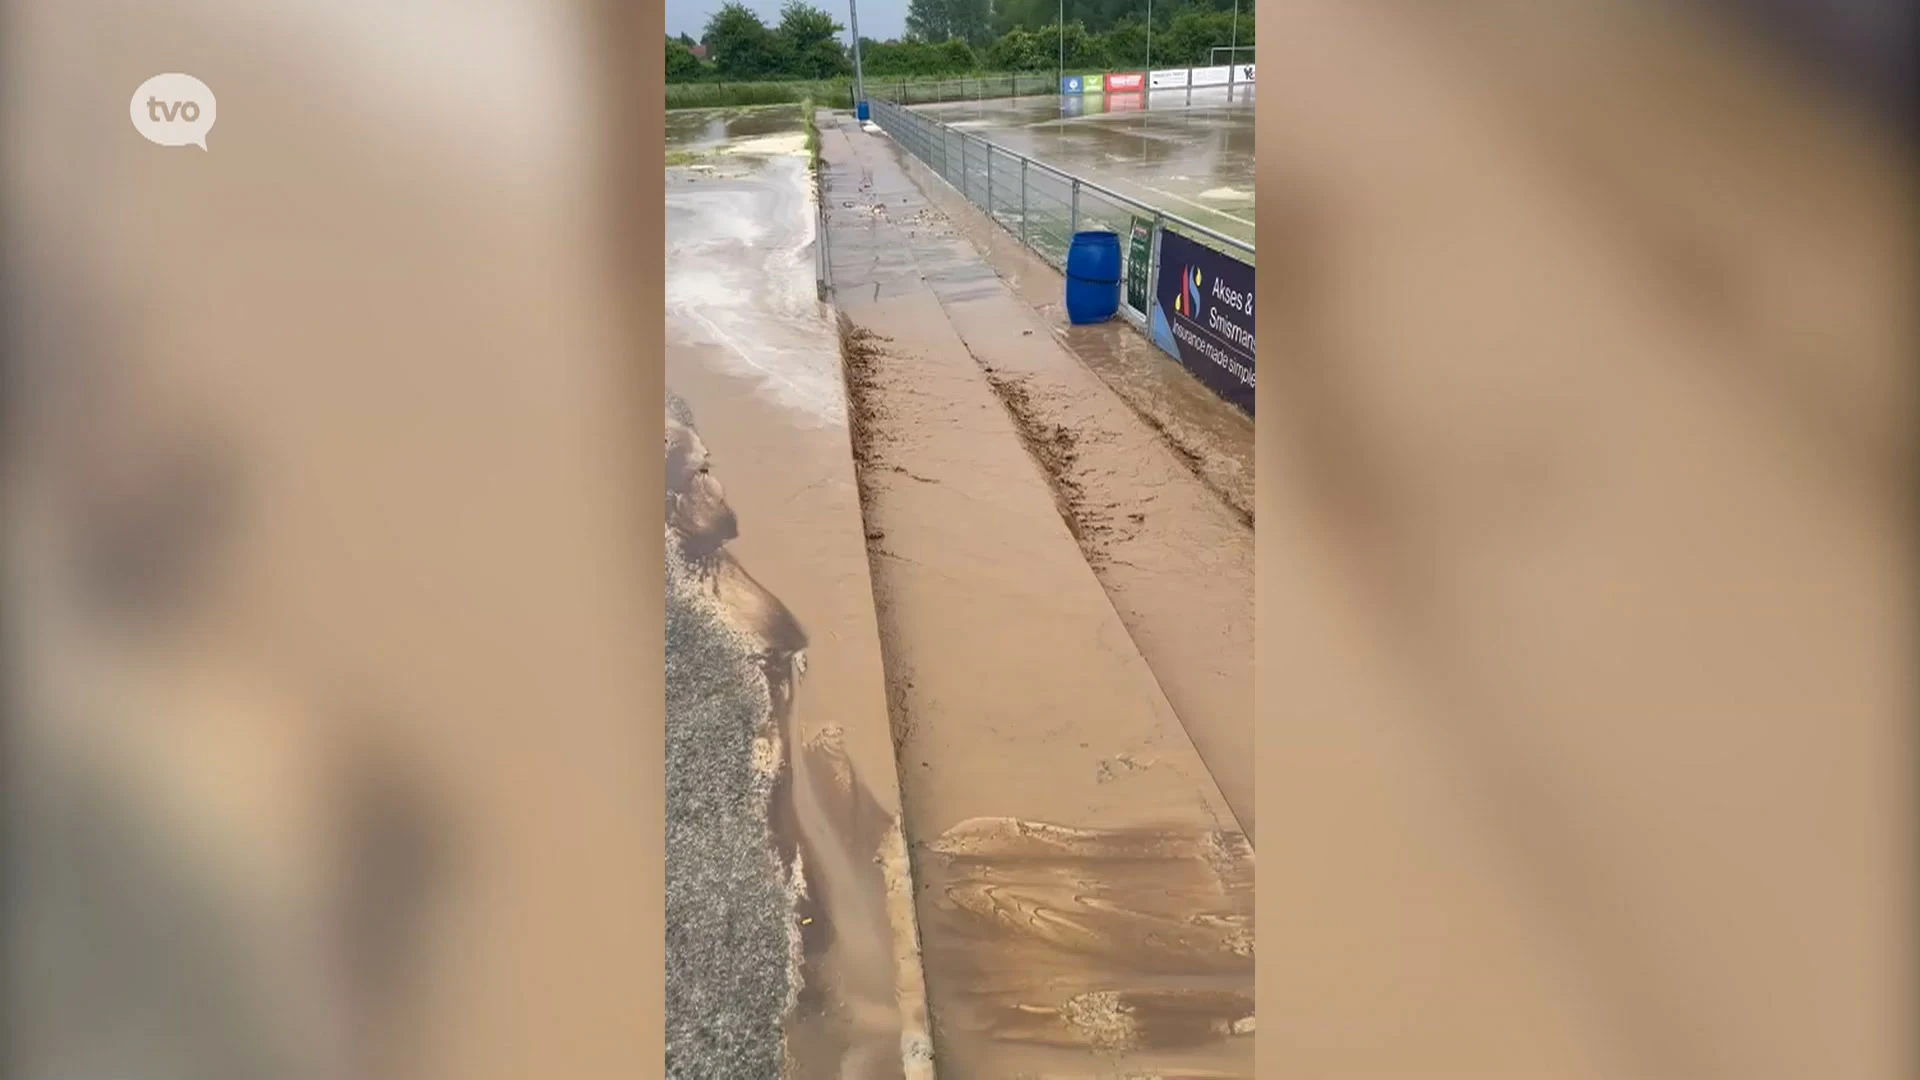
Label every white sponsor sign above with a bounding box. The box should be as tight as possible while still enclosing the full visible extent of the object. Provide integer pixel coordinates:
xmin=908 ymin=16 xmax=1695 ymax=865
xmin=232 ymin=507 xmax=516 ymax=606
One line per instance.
xmin=1149 ymin=68 xmax=1190 ymax=89
xmin=1190 ymin=65 xmax=1231 ymax=87
xmin=1233 ymin=63 xmax=1257 ymax=83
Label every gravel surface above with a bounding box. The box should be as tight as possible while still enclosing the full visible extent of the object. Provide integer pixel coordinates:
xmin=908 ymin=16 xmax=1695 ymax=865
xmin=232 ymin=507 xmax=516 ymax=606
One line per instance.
xmin=664 ymin=392 xmax=795 ymax=1080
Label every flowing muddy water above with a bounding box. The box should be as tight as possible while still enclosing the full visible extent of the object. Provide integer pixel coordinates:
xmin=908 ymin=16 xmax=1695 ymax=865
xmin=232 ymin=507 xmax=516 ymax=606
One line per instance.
xmin=664 ymin=117 xmax=929 ymax=1080
xmin=821 ymin=113 xmax=1255 ymax=1075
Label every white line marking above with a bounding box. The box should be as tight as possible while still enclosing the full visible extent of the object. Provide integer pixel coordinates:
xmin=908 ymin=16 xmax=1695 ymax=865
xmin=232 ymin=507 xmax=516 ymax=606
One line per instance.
xmin=1136 ymin=184 xmax=1256 ymax=230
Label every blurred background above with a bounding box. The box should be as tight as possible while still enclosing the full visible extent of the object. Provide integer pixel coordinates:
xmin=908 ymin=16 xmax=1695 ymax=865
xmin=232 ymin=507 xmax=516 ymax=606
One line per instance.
xmin=1254 ymin=1 xmax=1910 ymax=1078
xmin=3 ymin=2 xmax=659 ymax=1079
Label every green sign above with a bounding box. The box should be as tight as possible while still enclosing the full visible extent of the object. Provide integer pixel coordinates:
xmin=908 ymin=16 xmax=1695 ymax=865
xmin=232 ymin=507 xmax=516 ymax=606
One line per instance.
xmin=1125 ymin=216 xmax=1153 ymax=314
xmin=1078 ymin=73 xmax=1102 ymax=95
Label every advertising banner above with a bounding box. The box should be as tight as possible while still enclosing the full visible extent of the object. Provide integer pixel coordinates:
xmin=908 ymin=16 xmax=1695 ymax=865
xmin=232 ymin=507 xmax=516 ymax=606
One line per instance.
xmin=1077 ymin=73 xmax=1103 ymax=95
xmin=1125 ymin=216 xmax=1153 ymax=315
xmin=1233 ymin=63 xmax=1257 ymax=83
xmin=1190 ymin=64 xmax=1231 ymax=87
xmin=1149 ymin=68 xmax=1190 ymax=89
xmin=1149 ymin=229 xmax=1255 ymax=415
xmin=1103 ymin=71 xmax=1145 ymax=92
xmin=1060 ymin=74 xmax=1085 ymax=94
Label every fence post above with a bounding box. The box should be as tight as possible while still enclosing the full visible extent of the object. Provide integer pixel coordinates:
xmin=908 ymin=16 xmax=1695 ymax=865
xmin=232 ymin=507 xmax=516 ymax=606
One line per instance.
xmin=1148 ymin=211 xmax=1165 ymax=322
xmin=986 ymin=147 xmax=993 ymax=216
xmin=1019 ymin=158 xmax=1029 ymax=246
xmin=959 ymin=135 xmax=968 ymax=199
xmin=1070 ymin=179 xmax=1080 ymax=236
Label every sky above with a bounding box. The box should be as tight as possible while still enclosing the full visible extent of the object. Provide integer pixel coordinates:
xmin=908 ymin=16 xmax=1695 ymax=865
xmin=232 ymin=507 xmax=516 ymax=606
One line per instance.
xmin=665 ymin=0 xmax=908 ymax=45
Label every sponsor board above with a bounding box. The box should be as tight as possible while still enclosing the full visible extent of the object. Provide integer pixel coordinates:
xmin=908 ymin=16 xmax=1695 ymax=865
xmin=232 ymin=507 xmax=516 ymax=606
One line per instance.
xmin=1077 ymin=73 xmax=1103 ymax=95
xmin=1190 ymin=64 xmax=1231 ymax=87
xmin=1060 ymin=74 xmax=1084 ymax=94
xmin=1233 ymin=63 xmax=1256 ymax=83
xmin=1125 ymin=216 xmax=1153 ymax=314
xmin=1149 ymin=229 xmax=1255 ymax=415
xmin=1104 ymin=71 xmax=1145 ymax=92
xmin=1149 ymin=68 xmax=1190 ymax=89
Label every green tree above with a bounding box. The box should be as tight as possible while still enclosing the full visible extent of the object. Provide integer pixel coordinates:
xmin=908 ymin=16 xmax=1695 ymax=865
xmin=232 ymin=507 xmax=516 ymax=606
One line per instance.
xmin=904 ymin=0 xmax=947 ymax=41
xmin=1150 ymin=8 xmax=1248 ymax=65
xmin=1037 ymin=20 xmax=1100 ymax=68
xmin=777 ymin=1 xmax=851 ymax=77
xmin=951 ymin=0 xmax=994 ymax=45
xmin=984 ymin=26 xmax=1051 ymax=70
xmin=991 ymin=0 xmax=1058 ymax=37
xmin=907 ymin=0 xmax=992 ymax=44
xmin=938 ymin=38 xmax=978 ymax=70
xmin=666 ymin=0 xmax=1254 ymax=87
xmin=666 ymin=37 xmax=706 ymax=82
xmin=1101 ymin=15 xmax=1147 ymax=67
xmin=704 ymin=3 xmax=787 ymax=79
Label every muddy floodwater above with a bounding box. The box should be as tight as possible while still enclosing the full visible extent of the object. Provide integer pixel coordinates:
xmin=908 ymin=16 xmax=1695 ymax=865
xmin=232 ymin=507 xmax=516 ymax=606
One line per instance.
xmin=821 ymin=112 xmax=1255 ymax=1077
xmin=664 ymin=109 xmax=930 ymax=1080
xmin=668 ymin=103 xmax=1256 ymax=1079
xmin=914 ymin=88 xmax=1256 ymax=241
xmin=667 ymin=105 xmax=821 ymax=151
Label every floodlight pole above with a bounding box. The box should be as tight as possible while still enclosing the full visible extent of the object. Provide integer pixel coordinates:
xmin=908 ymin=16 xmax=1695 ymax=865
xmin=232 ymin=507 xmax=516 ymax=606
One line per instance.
xmin=1145 ymin=0 xmax=1152 ymax=72
xmin=1058 ymin=0 xmax=1065 ymax=88
xmin=848 ymin=0 xmax=866 ymax=111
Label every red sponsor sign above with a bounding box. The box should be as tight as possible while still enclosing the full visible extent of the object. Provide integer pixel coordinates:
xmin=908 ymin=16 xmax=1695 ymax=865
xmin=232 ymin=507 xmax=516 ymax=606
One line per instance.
xmin=1103 ymin=72 xmax=1145 ymax=92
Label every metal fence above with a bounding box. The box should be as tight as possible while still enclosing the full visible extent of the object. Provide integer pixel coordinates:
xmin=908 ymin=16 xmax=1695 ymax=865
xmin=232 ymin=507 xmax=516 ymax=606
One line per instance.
xmin=882 ymin=73 xmax=1063 ymax=105
xmin=862 ymin=96 xmax=1254 ymax=331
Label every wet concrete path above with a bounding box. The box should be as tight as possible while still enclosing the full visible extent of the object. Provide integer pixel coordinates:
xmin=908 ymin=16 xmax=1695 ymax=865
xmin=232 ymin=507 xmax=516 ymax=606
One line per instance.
xmin=821 ymin=113 xmax=1255 ymax=1077
xmin=835 ymin=111 xmax=1258 ymax=841
xmin=664 ymin=121 xmax=931 ymax=1080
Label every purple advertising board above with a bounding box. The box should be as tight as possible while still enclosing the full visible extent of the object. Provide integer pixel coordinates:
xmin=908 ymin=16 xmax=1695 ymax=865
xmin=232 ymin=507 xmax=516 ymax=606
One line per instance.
xmin=1148 ymin=229 xmax=1255 ymax=415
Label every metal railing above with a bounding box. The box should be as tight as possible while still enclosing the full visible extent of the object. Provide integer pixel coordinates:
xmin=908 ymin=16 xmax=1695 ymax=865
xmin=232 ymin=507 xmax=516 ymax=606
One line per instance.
xmin=862 ymin=96 xmax=1253 ymax=329
xmin=883 ymin=73 xmax=1062 ymax=105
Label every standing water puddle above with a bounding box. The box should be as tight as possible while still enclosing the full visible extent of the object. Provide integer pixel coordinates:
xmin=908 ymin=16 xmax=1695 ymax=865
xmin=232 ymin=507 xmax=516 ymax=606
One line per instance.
xmin=666 ymin=126 xmax=843 ymax=428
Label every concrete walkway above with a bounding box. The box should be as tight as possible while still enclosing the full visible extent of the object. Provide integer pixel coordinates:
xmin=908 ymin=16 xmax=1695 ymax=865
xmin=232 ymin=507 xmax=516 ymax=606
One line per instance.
xmin=820 ymin=115 xmax=1255 ymax=1078
xmin=865 ymin=126 xmax=1260 ymax=843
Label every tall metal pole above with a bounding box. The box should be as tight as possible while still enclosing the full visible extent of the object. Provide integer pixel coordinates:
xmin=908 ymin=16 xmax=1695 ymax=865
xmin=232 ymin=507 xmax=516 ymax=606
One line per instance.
xmin=1229 ymin=0 xmax=1239 ymax=65
xmin=1058 ymin=0 xmax=1065 ymax=90
xmin=848 ymin=0 xmax=866 ymax=111
xmin=1145 ymin=0 xmax=1152 ymax=73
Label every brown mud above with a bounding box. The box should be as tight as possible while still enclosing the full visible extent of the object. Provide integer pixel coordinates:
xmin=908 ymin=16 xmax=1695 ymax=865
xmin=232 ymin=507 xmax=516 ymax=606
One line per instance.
xmin=821 ymin=114 xmax=1255 ymax=1074
xmin=831 ymin=309 xmax=1256 ymax=1076
xmin=924 ymin=818 xmax=1254 ymax=1058
xmin=846 ymin=123 xmax=1257 ymax=843
xmin=665 ymin=398 xmax=932 ymax=1079
xmin=666 ymin=116 xmax=937 ymax=1077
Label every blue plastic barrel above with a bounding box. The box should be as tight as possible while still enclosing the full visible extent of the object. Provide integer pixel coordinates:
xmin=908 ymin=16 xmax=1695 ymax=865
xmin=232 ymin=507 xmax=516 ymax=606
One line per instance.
xmin=855 ymin=100 xmax=870 ymax=122
xmin=1064 ymin=231 xmax=1122 ymax=325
